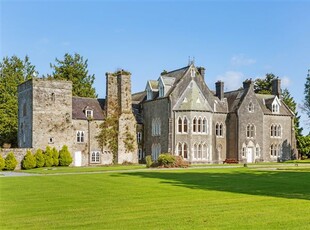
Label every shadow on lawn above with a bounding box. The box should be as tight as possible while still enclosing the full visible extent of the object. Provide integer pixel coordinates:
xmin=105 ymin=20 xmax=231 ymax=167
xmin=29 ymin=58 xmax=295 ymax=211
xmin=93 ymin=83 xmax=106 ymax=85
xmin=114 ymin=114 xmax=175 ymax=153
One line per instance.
xmin=119 ymin=168 xmax=310 ymax=200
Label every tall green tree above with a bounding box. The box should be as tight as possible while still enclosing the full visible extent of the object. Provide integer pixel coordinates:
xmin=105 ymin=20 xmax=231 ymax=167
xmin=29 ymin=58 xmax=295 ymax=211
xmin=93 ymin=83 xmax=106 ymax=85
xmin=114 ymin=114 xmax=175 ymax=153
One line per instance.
xmin=304 ymin=69 xmax=310 ymax=120
xmin=282 ymin=88 xmax=303 ymax=137
xmin=48 ymin=53 xmax=97 ymax=98
xmin=0 ymin=56 xmax=37 ymax=147
xmin=254 ymin=73 xmax=276 ymax=94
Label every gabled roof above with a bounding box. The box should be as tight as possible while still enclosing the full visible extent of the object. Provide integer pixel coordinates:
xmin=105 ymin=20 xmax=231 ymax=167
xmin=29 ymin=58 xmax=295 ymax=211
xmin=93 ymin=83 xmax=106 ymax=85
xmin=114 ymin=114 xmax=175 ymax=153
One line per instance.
xmin=161 ymin=76 xmax=176 ymax=86
xmin=147 ymin=80 xmax=159 ymax=91
xmin=256 ymin=94 xmax=293 ymax=116
xmin=132 ymin=91 xmax=147 ymax=104
xmin=72 ymin=97 xmax=105 ymax=120
xmin=173 ymin=80 xmax=212 ymax=111
xmin=224 ymin=88 xmax=293 ymax=116
xmin=224 ymin=89 xmax=245 ymax=113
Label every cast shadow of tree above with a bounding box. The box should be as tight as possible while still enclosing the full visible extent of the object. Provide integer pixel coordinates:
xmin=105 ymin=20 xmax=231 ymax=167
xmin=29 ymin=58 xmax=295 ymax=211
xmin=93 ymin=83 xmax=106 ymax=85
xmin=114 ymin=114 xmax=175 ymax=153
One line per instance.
xmin=119 ymin=168 xmax=310 ymax=201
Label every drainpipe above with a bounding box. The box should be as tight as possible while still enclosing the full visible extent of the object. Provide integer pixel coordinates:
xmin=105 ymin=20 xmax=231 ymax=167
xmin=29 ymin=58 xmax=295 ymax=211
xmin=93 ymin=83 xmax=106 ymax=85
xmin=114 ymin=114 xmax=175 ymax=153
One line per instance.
xmin=88 ymin=118 xmax=91 ymax=165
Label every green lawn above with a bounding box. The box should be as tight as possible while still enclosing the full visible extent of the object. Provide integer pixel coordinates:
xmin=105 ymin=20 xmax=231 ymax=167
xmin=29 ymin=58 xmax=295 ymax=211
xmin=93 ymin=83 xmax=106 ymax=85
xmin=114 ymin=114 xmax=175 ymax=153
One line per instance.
xmin=1 ymin=167 xmax=310 ymax=229
xmin=19 ymin=164 xmax=146 ymax=174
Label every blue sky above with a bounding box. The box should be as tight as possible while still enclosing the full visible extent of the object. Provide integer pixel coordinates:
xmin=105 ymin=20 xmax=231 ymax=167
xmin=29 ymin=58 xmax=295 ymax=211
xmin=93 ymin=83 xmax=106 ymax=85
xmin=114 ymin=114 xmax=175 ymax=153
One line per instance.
xmin=1 ymin=0 xmax=309 ymax=134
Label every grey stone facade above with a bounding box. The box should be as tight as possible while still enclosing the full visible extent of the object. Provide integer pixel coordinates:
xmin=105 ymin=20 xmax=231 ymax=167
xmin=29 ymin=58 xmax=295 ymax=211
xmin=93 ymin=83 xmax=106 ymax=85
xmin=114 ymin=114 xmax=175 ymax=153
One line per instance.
xmin=140 ymin=64 xmax=296 ymax=163
xmin=17 ymin=64 xmax=296 ymax=167
xmin=17 ymin=71 xmax=138 ymax=166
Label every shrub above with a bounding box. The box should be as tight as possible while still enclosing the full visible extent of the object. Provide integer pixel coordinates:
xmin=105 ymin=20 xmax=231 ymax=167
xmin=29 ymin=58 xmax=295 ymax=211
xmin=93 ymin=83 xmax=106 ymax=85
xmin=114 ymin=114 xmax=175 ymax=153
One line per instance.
xmin=34 ymin=149 xmax=45 ymax=168
xmin=158 ymin=153 xmax=176 ymax=167
xmin=59 ymin=145 xmax=72 ymax=166
xmin=4 ymin=152 xmax=17 ymax=171
xmin=22 ymin=150 xmax=36 ymax=169
xmin=145 ymin=155 xmax=153 ymax=168
xmin=52 ymin=147 xmax=59 ymax=166
xmin=0 ymin=155 xmax=5 ymax=170
xmin=44 ymin=146 xmax=54 ymax=167
xmin=174 ymin=156 xmax=189 ymax=168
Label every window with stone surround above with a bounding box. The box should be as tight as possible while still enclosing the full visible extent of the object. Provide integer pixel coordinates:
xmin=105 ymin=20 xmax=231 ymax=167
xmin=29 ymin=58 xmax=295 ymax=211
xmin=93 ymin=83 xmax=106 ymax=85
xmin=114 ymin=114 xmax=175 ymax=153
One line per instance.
xmin=152 ymin=118 xmax=161 ymax=136
xmin=177 ymin=142 xmax=188 ymax=159
xmin=271 ymin=124 xmax=282 ymax=138
xmin=91 ymin=151 xmax=100 ymax=163
xmin=193 ymin=117 xmax=197 ymax=133
xmin=151 ymin=143 xmax=161 ymax=161
xmin=216 ymin=123 xmax=224 ymax=137
xmin=76 ymin=131 xmax=85 ymax=143
xmin=246 ymin=124 xmax=255 ymax=138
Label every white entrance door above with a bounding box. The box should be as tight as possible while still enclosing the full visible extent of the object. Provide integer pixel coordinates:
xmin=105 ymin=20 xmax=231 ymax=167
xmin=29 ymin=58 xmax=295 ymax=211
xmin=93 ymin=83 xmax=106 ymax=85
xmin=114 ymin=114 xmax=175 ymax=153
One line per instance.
xmin=247 ymin=147 xmax=253 ymax=163
xmin=74 ymin=151 xmax=82 ymax=167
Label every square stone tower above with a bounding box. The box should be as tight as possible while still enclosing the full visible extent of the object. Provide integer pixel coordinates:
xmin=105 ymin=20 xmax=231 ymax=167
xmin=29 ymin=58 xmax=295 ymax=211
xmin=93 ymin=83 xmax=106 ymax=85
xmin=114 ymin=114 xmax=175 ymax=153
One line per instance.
xmin=18 ymin=78 xmax=73 ymax=150
xmin=106 ymin=70 xmax=138 ymax=163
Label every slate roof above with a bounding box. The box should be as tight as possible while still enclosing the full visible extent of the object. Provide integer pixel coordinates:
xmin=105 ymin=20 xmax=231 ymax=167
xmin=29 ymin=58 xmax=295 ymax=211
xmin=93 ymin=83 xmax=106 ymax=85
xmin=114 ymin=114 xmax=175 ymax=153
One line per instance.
xmin=132 ymin=104 xmax=143 ymax=124
xmin=72 ymin=97 xmax=105 ymax=120
xmin=224 ymin=89 xmax=293 ymax=116
xmin=132 ymin=91 xmax=147 ymax=104
xmin=256 ymin=94 xmax=293 ymax=116
xmin=224 ymin=89 xmax=245 ymax=113
xmin=161 ymin=76 xmax=176 ymax=86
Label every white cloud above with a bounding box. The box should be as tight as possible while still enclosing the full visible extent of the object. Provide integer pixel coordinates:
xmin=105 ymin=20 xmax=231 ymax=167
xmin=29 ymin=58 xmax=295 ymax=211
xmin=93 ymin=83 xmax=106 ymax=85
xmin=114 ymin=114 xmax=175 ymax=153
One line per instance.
xmin=231 ymin=54 xmax=256 ymax=66
xmin=281 ymin=76 xmax=290 ymax=88
xmin=216 ymin=71 xmax=245 ymax=91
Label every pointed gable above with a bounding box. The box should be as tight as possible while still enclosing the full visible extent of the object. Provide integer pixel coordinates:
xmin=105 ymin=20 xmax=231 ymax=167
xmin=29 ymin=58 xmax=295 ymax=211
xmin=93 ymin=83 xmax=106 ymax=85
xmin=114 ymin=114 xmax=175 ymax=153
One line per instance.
xmin=173 ymin=80 xmax=212 ymax=111
xmin=256 ymin=94 xmax=293 ymax=116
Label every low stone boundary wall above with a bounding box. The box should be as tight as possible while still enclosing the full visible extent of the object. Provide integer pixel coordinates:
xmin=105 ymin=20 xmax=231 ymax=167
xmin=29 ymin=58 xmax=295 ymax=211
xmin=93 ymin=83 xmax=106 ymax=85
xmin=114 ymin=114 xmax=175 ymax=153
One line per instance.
xmin=0 ymin=148 xmax=33 ymax=170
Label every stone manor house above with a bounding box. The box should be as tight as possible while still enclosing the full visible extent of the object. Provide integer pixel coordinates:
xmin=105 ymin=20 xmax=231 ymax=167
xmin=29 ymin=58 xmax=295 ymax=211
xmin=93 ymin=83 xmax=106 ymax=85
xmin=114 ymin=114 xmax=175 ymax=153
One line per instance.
xmin=17 ymin=64 xmax=297 ymax=166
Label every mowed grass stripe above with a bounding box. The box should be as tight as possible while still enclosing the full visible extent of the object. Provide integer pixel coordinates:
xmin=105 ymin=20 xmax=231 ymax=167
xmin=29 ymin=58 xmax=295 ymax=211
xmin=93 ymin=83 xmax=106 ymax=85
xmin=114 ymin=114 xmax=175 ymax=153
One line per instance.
xmin=1 ymin=168 xmax=310 ymax=229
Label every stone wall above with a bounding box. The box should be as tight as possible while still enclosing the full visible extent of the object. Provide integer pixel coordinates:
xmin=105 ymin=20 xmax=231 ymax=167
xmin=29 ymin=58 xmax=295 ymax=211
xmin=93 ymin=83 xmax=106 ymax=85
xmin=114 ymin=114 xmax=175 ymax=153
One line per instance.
xmin=0 ymin=148 xmax=32 ymax=170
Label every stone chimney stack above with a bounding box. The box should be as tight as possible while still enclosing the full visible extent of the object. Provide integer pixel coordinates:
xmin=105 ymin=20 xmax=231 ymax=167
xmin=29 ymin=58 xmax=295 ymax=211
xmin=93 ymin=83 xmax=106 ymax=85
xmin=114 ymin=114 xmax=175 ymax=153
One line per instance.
xmin=243 ymin=79 xmax=253 ymax=89
xmin=197 ymin=67 xmax=205 ymax=80
xmin=272 ymin=78 xmax=281 ymax=97
xmin=215 ymin=81 xmax=224 ymax=100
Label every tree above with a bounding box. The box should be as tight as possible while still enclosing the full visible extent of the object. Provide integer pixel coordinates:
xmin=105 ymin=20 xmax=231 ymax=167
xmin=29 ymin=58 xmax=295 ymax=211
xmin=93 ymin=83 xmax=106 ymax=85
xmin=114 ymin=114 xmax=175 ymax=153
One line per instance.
xmin=303 ymin=69 xmax=310 ymax=120
xmin=282 ymin=89 xmax=303 ymax=137
xmin=34 ymin=149 xmax=45 ymax=168
xmin=21 ymin=150 xmax=36 ymax=169
xmin=4 ymin=152 xmax=18 ymax=171
xmin=254 ymin=73 xmax=276 ymax=94
xmin=48 ymin=53 xmax=97 ymax=98
xmin=0 ymin=155 xmax=5 ymax=170
xmin=297 ymin=135 xmax=310 ymax=158
xmin=44 ymin=146 xmax=54 ymax=167
xmin=0 ymin=55 xmax=37 ymax=147
xmin=96 ymin=115 xmax=119 ymax=164
xmin=59 ymin=145 xmax=72 ymax=166
xmin=52 ymin=147 xmax=59 ymax=166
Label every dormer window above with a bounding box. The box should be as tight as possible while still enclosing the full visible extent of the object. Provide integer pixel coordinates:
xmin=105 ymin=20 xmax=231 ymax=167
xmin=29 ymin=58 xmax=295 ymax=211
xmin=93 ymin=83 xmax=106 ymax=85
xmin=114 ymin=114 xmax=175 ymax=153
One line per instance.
xmin=272 ymin=104 xmax=279 ymax=113
xmin=271 ymin=97 xmax=281 ymax=114
xmin=85 ymin=109 xmax=93 ymax=119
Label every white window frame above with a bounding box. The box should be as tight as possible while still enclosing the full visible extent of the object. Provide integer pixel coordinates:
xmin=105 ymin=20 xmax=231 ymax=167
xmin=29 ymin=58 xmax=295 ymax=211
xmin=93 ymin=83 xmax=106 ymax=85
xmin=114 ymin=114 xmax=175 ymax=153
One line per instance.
xmin=76 ymin=131 xmax=85 ymax=143
xmin=85 ymin=110 xmax=93 ymax=119
xmin=91 ymin=151 xmax=100 ymax=163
